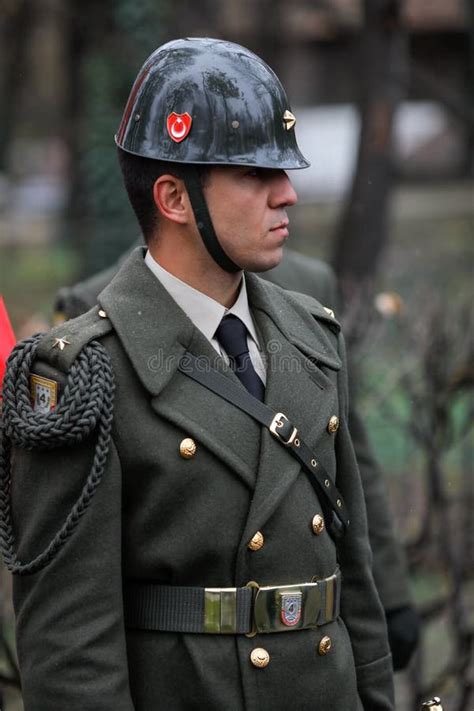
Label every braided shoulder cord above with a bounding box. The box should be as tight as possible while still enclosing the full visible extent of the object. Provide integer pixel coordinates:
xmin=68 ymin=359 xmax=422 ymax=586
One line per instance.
xmin=0 ymin=334 xmax=115 ymax=575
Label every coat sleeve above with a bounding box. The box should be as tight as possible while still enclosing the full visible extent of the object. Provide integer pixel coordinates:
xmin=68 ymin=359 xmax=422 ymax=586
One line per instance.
xmin=11 ymin=387 xmax=134 ymax=710
xmin=335 ymin=332 xmax=395 ymax=710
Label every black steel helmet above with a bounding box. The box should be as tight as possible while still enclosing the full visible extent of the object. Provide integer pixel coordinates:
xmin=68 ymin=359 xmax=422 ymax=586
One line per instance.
xmin=116 ymin=38 xmax=309 ymax=271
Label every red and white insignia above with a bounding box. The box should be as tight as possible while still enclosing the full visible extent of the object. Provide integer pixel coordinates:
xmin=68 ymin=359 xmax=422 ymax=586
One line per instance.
xmin=280 ymin=592 xmax=302 ymax=627
xmin=30 ymin=374 xmax=58 ymax=414
xmin=167 ymin=112 xmax=192 ymax=143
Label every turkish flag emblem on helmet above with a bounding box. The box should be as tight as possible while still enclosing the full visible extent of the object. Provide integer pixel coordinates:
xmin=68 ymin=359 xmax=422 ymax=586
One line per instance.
xmin=167 ymin=112 xmax=192 ymax=143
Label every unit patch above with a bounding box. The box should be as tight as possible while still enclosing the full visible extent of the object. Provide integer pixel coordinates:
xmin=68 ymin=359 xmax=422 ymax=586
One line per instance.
xmin=167 ymin=112 xmax=192 ymax=142
xmin=30 ymin=374 xmax=57 ymax=414
xmin=280 ymin=591 xmax=302 ymax=627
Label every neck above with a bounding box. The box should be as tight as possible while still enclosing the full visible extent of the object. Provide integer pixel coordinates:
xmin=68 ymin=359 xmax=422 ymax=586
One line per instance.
xmin=148 ymin=235 xmax=242 ymax=309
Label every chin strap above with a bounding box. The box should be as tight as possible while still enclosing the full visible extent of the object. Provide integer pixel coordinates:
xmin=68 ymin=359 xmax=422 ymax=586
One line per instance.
xmin=180 ymin=165 xmax=241 ymax=273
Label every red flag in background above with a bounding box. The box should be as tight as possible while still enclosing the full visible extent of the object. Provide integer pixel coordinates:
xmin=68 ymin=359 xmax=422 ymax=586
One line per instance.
xmin=0 ymin=296 xmax=16 ymax=395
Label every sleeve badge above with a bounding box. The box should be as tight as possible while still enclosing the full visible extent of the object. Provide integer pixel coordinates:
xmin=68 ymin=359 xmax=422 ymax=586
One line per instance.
xmin=30 ymin=374 xmax=58 ymax=413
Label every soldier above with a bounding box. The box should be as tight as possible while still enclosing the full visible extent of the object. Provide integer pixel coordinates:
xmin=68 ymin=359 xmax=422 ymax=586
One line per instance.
xmin=55 ymin=251 xmax=420 ymax=672
xmin=1 ymin=38 xmax=395 ymax=709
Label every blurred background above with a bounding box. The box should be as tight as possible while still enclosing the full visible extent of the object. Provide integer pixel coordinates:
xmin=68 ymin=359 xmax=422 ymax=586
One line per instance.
xmin=0 ymin=1 xmax=473 ymax=709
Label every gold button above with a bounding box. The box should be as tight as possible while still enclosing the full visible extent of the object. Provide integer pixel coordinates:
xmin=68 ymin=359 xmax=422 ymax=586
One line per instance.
xmin=98 ymin=309 xmax=107 ymax=318
xmin=327 ymin=416 xmax=339 ymax=434
xmin=250 ymin=648 xmax=270 ymax=668
xmin=179 ymin=438 xmax=197 ymax=459
xmin=248 ymin=531 xmax=264 ymax=551
xmin=318 ymin=635 xmax=332 ymax=656
xmin=311 ymin=514 xmax=325 ymax=536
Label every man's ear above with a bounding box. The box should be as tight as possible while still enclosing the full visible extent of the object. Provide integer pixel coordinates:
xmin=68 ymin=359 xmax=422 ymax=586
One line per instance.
xmin=152 ymin=175 xmax=190 ymax=224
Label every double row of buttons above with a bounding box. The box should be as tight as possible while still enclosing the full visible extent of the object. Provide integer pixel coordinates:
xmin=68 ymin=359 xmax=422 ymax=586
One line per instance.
xmin=246 ymin=419 xmax=339 ymax=667
xmin=177 ymin=418 xmax=339 ymax=669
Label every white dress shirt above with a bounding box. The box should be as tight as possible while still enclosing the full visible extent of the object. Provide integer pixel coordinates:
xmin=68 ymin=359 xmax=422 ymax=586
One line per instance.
xmin=145 ymin=251 xmax=266 ymax=383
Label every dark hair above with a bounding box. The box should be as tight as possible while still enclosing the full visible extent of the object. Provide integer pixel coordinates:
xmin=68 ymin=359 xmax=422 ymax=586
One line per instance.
xmin=117 ymin=148 xmax=178 ymax=242
xmin=117 ymin=148 xmax=210 ymax=243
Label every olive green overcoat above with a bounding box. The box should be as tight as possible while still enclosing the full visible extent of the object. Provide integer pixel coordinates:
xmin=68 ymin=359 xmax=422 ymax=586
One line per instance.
xmin=12 ymin=248 xmax=394 ymax=710
xmin=55 ymin=246 xmax=412 ymax=613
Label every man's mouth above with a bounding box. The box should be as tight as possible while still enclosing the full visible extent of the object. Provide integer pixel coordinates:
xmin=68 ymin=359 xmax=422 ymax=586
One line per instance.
xmin=269 ymin=220 xmax=289 ymax=238
xmin=270 ymin=220 xmax=289 ymax=232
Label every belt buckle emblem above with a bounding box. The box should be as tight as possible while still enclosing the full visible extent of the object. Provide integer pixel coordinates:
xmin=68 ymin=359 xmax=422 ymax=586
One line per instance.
xmin=280 ymin=591 xmax=302 ymax=627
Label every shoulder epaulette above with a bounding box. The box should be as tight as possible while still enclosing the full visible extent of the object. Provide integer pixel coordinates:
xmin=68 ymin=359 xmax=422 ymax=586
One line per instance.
xmin=252 ymin=277 xmax=342 ymax=371
xmin=284 ymin=289 xmax=341 ymax=331
xmin=0 ymin=306 xmax=115 ymax=576
xmin=37 ymin=305 xmax=113 ymax=374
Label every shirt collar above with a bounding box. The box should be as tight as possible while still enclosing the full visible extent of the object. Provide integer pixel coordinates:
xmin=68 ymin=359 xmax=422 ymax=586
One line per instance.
xmin=144 ymin=251 xmax=260 ymax=349
xmin=225 ymin=274 xmax=260 ymax=348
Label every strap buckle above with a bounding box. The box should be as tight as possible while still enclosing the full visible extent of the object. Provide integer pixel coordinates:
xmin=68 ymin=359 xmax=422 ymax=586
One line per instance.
xmin=269 ymin=412 xmax=298 ymax=446
xmin=246 ymin=580 xmax=323 ymax=636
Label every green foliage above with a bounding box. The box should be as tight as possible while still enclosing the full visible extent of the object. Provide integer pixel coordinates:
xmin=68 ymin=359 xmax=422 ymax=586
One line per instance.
xmin=0 ymin=244 xmax=79 ymax=327
xmin=73 ymin=0 xmax=173 ymax=274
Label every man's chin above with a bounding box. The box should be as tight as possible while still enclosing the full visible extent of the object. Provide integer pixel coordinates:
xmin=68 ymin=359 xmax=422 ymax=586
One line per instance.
xmin=244 ymin=248 xmax=285 ymax=274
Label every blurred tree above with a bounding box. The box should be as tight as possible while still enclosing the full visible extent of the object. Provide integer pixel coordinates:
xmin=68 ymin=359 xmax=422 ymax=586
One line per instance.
xmin=370 ymin=297 xmax=474 ymax=710
xmin=254 ymin=0 xmax=283 ymax=68
xmin=401 ymin=301 xmax=473 ymax=711
xmin=61 ymin=0 xmax=96 ymax=259
xmin=0 ymin=0 xmax=36 ymax=173
xmin=332 ymin=0 xmax=407 ymax=345
xmin=62 ymin=0 xmax=174 ymax=275
xmin=466 ymin=0 xmax=474 ymax=176
xmin=173 ymin=0 xmax=214 ymax=36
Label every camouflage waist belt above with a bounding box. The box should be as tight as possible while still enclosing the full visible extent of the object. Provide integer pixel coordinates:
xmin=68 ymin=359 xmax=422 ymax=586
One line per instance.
xmin=124 ymin=568 xmax=341 ymax=636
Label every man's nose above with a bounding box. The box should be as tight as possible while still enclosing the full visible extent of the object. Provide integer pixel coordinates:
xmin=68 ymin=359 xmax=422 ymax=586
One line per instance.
xmin=270 ymin=171 xmax=298 ymax=208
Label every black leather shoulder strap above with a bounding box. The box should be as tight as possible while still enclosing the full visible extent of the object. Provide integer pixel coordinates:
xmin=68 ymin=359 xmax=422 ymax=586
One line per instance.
xmin=178 ymin=353 xmax=349 ymax=541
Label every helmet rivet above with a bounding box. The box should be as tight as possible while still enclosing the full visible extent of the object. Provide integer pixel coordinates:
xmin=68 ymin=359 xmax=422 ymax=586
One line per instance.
xmin=231 ymin=120 xmax=240 ymax=129
xmin=134 ymin=113 xmax=141 ymax=122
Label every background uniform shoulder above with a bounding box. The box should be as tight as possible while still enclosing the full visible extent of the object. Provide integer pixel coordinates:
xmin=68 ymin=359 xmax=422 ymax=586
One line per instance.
xmin=264 ymin=247 xmax=338 ymax=308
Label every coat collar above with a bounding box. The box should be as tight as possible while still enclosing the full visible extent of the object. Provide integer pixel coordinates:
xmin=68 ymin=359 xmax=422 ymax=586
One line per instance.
xmin=98 ymin=247 xmax=195 ymax=397
xmin=98 ymin=248 xmax=341 ymax=396
xmin=245 ymin=272 xmax=341 ymax=371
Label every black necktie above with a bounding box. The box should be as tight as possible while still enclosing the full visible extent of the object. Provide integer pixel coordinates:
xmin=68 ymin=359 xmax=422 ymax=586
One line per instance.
xmin=215 ymin=315 xmax=265 ymax=401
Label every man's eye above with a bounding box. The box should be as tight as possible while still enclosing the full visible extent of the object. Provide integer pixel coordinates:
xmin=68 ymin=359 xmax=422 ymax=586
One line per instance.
xmin=245 ymin=168 xmax=261 ymax=178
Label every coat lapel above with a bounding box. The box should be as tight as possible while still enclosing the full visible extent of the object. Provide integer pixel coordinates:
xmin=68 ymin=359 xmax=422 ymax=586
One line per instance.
xmin=98 ymin=251 xmax=341 ymax=504
xmin=98 ymin=247 xmax=193 ymax=398
xmin=239 ymin=274 xmax=342 ymax=547
xmin=98 ymin=248 xmax=260 ymax=489
xmin=150 ymin=326 xmax=261 ymax=489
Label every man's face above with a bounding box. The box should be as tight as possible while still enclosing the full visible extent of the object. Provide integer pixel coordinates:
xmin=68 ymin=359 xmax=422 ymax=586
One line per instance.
xmin=202 ymin=166 xmax=298 ymax=272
